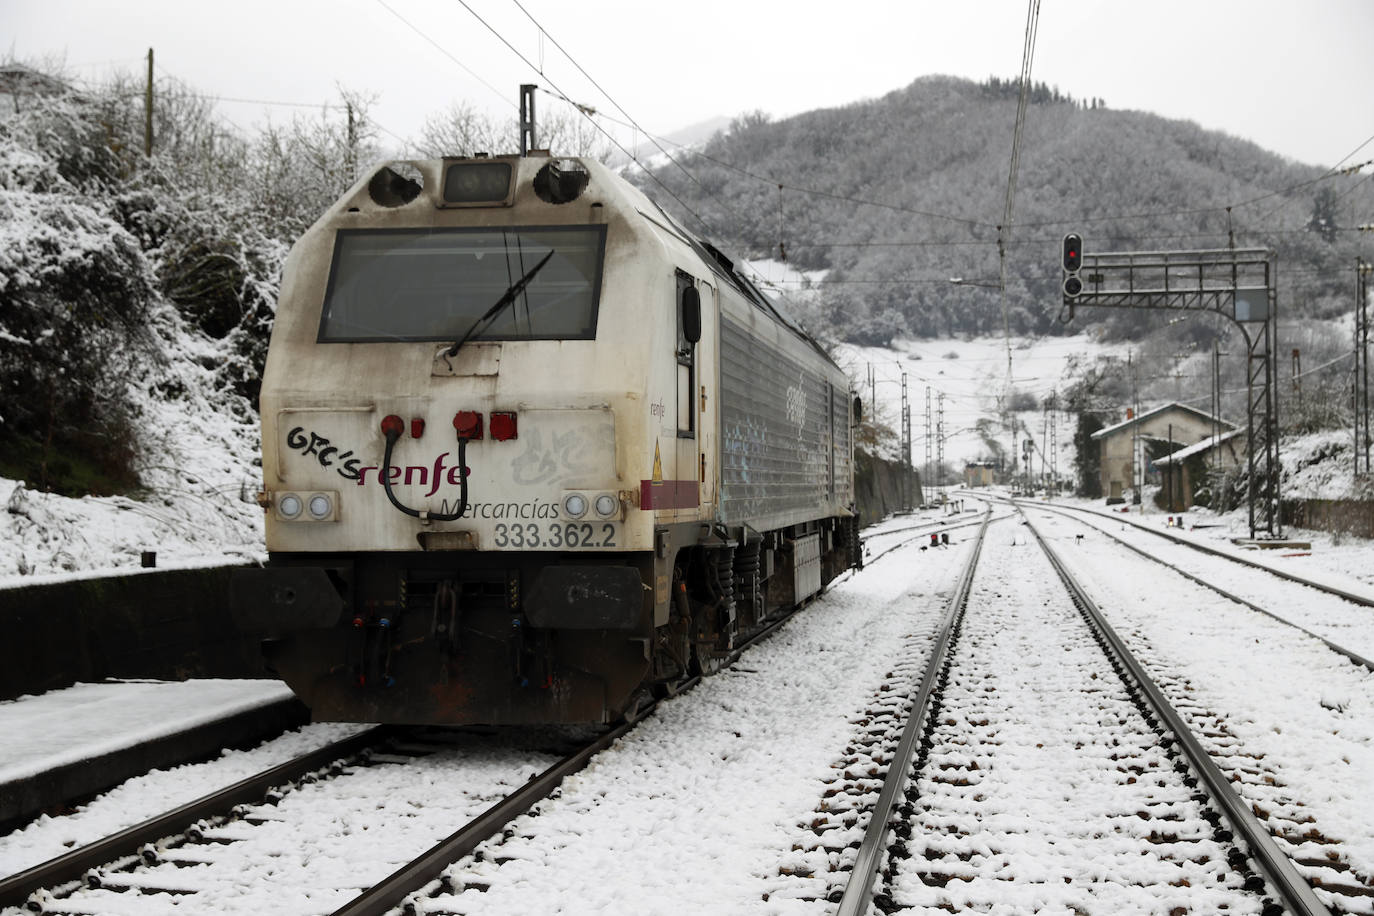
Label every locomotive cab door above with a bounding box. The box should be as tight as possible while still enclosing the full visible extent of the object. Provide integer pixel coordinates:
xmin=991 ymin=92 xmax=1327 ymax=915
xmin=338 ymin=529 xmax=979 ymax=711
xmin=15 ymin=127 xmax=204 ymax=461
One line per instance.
xmin=674 ymin=271 xmax=715 ymax=518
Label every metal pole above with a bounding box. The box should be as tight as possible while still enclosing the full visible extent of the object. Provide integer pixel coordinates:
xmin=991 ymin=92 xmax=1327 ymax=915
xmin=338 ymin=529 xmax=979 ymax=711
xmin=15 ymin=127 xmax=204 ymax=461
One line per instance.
xmin=519 ymin=84 xmax=537 ymax=155
xmin=144 ymin=48 xmax=154 ymax=158
xmin=1212 ymin=341 xmax=1230 ymax=485
xmin=924 ymin=387 xmax=932 ymax=507
xmin=901 ymin=374 xmax=911 ymax=511
xmin=1049 ymin=390 xmax=1058 ymax=498
xmin=1359 ymin=260 xmax=1371 ymax=476
xmin=937 ymin=392 xmax=945 ymax=503
xmin=1131 ymin=351 xmax=1141 ymax=506
xmin=1167 ymin=422 xmax=1174 ymax=512
xmin=1270 ymin=259 xmax=1283 ymax=537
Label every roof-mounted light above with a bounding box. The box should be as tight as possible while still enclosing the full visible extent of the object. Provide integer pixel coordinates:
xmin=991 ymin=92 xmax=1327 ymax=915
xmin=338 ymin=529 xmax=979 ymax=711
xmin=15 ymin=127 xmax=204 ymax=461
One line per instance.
xmin=440 ymin=159 xmax=515 ymax=208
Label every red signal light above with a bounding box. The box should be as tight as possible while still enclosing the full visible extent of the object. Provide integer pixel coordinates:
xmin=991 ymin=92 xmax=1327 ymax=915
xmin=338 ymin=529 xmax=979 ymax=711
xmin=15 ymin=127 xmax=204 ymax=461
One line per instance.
xmin=490 ymin=411 xmax=518 ymax=441
xmin=1062 ymin=233 xmax=1083 ymax=273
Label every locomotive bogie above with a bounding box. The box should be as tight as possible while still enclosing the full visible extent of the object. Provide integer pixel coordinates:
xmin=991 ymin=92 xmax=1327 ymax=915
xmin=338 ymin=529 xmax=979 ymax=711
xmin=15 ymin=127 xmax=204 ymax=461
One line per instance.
xmin=232 ymin=154 xmax=859 ymax=725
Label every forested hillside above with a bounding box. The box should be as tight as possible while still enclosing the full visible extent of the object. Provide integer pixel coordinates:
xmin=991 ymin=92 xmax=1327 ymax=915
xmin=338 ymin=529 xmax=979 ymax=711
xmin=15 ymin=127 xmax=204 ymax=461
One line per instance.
xmin=2 ymin=63 xmax=1368 ymax=509
xmin=638 ymin=75 xmax=1369 ymax=347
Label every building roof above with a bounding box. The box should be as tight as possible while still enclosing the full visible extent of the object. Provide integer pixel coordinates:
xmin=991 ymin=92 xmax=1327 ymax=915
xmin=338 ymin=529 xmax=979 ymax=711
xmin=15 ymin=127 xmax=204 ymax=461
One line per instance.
xmin=1090 ymin=402 xmax=1234 ymax=440
xmin=1154 ymin=429 xmax=1244 ymax=467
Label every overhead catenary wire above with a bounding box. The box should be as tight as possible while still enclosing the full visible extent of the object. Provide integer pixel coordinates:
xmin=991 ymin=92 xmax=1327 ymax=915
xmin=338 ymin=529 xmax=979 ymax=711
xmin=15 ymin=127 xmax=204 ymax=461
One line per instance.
xmin=438 ymin=0 xmax=736 ymax=244
xmin=374 ymin=0 xmax=516 ymax=112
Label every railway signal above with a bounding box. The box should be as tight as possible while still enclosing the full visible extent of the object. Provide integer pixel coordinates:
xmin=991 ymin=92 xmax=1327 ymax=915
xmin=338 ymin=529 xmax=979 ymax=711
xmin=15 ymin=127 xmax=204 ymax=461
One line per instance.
xmin=1062 ymin=233 xmax=1083 ymax=298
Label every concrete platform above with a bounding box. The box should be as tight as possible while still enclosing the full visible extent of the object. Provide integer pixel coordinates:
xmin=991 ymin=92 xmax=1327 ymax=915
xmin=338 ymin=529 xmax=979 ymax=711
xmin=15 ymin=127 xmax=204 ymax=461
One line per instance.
xmin=0 ymin=680 xmax=307 ymax=829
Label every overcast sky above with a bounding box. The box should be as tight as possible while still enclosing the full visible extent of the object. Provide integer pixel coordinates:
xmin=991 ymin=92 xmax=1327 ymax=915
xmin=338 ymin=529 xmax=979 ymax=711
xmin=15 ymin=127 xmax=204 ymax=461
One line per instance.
xmin=4 ymin=0 xmax=1372 ymax=169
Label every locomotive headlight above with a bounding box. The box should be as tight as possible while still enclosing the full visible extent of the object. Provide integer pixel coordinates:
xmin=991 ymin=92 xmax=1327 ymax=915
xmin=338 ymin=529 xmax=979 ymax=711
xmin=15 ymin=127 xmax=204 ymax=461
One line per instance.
xmin=594 ymin=493 xmax=619 ymax=518
xmin=563 ymin=493 xmax=589 ymax=519
xmin=272 ymin=490 xmax=338 ymax=522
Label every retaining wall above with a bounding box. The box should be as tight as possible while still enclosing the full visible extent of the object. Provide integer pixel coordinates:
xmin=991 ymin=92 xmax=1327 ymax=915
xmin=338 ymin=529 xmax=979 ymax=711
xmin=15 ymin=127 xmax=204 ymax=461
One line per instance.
xmin=1281 ymin=498 xmax=1374 ymax=539
xmin=856 ymin=452 xmax=923 ymax=527
xmin=0 ymin=565 xmax=268 ymax=701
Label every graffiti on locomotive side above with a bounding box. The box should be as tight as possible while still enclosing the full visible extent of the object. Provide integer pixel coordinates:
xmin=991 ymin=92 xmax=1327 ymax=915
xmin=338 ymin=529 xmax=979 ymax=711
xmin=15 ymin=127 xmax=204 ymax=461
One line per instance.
xmin=785 ymin=371 xmax=807 ymax=438
xmin=286 ymin=426 xmax=362 ymax=480
xmin=512 ymin=425 xmax=610 ymax=486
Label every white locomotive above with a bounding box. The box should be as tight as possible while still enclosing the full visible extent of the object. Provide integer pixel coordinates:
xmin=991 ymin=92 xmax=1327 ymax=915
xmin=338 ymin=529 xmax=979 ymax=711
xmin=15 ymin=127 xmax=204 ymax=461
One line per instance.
xmin=232 ymin=153 xmax=859 ymax=724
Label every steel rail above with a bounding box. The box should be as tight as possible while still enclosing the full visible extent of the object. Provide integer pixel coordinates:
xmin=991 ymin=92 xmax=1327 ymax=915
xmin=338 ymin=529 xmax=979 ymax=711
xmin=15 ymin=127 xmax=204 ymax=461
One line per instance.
xmin=1019 ymin=503 xmax=1374 ymax=672
xmin=1011 ymin=495 xmax=1374 ymax=609
xmin=329 ymin=718 xmax=634 ymax=916
xmin=835 ymin=509 xmax=991 ymax=916
xmin=330 ymin=576 xmax=823 ymax=916
xmin=6 ymin=551 xmax=849 ymax=914
xmin=1023 ymin=510 xmax=1333 ymax=916
xmin=0 ymin=725 xmax=393 ymax=909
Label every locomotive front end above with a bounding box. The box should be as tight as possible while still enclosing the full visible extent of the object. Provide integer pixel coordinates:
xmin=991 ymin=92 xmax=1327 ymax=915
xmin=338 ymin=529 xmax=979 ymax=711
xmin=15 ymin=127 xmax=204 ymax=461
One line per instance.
xmin=233 ymin=156 xmax=658 ymax=725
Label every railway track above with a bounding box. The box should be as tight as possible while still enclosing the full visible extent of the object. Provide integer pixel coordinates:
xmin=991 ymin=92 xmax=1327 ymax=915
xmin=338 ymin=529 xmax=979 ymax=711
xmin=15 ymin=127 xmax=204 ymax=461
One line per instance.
xmin=4 ymin=720 xmax=639 ymax=916
xmin=1 ymin=581 xmax=824 ymax=916
xmin=1022 ymin=505 xmax=1374 ymax=913
xmin=823 ymin=509 xmax=1357 ymax=915
xmin=1014 ymin=498 xmax=1374 ymax=671
xmin=8 ymin=502 xmax=1367 ymax=912
xmin=1005 ymin=495 xmax=1374 ymax=609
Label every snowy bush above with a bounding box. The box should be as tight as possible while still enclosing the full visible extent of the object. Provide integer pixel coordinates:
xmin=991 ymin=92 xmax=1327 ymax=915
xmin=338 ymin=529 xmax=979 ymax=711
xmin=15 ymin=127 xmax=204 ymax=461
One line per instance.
xmin=0 ymin=185 xmax=157 ymax=493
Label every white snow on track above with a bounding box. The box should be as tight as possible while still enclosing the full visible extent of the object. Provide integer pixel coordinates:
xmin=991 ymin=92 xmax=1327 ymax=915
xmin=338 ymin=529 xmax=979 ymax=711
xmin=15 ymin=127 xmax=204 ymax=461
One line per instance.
xmin=411 ymin=532 xmax=973 ymax=915
xmin=1027 ymin=506 xmax=1374 ymax=912
xmin=889 ymin=516 xmax=1264 ymax=914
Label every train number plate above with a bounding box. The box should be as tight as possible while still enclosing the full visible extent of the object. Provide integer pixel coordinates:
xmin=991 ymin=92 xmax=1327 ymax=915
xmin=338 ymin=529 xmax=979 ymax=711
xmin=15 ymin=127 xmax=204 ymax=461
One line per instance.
xmin=492 ymin=522 xmax=619 ymax=549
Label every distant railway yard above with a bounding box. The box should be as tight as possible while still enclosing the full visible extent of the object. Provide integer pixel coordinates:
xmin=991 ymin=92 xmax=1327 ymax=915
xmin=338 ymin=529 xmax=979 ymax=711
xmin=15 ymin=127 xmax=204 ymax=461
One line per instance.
xmin=2 ymin=499 xmax=1371 ymax=915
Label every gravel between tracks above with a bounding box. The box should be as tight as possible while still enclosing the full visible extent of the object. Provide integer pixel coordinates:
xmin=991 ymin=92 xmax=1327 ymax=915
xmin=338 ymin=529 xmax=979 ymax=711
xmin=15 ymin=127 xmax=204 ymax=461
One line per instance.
xmin=886 ymin=516 xmax=1266 ymax=914
xmin=409 ymin=534 xmax=973 ymax=915
xmin=1029 ymin=507 xmax=1374 ymax=913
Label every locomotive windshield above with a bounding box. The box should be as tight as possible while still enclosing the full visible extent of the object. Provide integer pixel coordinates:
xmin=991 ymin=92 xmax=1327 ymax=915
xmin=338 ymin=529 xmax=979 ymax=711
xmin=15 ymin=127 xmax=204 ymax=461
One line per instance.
xmin=317 ymin=225 xmax=606 ymax=342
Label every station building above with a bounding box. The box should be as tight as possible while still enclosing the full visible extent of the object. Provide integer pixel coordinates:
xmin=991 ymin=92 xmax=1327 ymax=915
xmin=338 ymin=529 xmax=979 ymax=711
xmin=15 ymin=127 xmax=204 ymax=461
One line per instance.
xmin=1091 ymin=403 xmax=1235 ymax=504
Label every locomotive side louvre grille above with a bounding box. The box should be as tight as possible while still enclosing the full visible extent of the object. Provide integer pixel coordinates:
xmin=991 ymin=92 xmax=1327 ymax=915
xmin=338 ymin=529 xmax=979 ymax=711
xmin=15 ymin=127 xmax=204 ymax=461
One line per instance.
xmin=832 ymin=380 xmax=855 ymax=507
xmin=719 ymin=312 xmax=837 ymax=529
xmin=791 ymin=532 xmax=823 ymax=601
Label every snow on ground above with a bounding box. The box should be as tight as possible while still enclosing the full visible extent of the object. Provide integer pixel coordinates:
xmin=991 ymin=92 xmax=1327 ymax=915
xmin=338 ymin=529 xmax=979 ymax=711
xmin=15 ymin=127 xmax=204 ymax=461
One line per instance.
xmin=0 ymin=717 xmax=367 ymax=878
xmin=1030 ymin=507 xmax=1374 ymax=907
xmin=1 ymin=307 xmax=266 ymax=584
xmin=890 ymin=516 xmax=1264 ymax=914
xmin=1 ymin=478 xmax=263 ymax=586
xmin=418 ymin=535 xmax=970 ymax=915
xmin=0 ymin=505 xmax=1369 ymax=911
xmin=1282 ymin=428 xmax=1374 ymax=502
xmin=0 ymin=526 xmax=970 ymax=914
xmin=0 ymin=680 xmax=293 ymax=785
xmin=1025 ymin=488 xmax=1374 ymax=592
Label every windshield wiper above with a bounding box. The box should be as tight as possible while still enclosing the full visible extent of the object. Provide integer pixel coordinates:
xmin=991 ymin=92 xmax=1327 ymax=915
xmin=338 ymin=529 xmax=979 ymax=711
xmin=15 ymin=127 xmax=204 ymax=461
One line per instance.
xmin=444 ymin=250 xmax=555 ymax=358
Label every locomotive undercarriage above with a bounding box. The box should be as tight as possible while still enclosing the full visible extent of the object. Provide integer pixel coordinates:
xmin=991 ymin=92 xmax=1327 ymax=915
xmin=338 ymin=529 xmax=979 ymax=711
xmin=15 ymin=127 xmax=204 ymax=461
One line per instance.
xmin=654 ymin=515 xmax=862 ymax=685
xmin=236 ymin=517 xmax=859 ymax=726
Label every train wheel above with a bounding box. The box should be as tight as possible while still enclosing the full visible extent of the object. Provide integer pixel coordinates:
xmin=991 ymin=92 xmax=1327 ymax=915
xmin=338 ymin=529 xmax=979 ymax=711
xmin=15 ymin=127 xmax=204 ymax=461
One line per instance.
xmin=621 ymin=688 xmax=653 ymax=723
xmin=691 ymin=641 xmax=726 ymax=677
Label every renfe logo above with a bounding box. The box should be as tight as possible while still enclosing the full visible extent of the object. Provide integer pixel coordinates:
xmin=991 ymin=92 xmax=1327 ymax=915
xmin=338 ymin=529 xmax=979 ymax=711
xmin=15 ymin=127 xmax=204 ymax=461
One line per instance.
xmin=355 ymin=452 xmax=468 ymax=498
